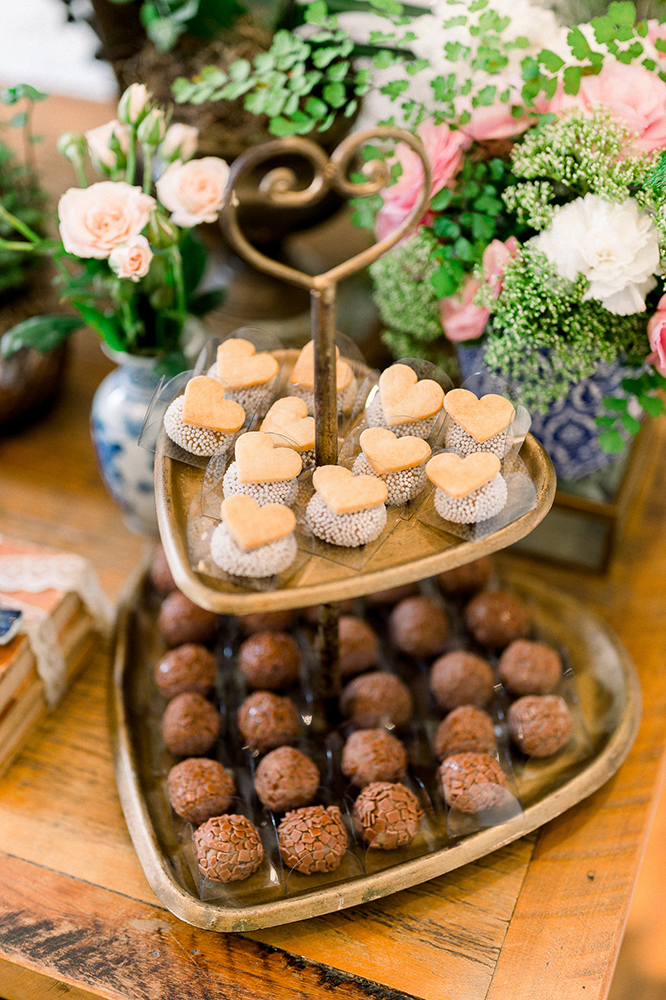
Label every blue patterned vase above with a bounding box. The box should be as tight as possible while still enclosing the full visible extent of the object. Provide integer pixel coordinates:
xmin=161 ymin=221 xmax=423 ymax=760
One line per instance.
xmin=90 ymin=353 xmax=161 ymax=535
xmin=456 ymin=344 xmax=630 ymax=481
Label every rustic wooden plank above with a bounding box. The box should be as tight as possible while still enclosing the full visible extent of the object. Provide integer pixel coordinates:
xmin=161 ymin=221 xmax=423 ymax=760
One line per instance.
xmin=0 ymin=853 xmax=417 ymax=1000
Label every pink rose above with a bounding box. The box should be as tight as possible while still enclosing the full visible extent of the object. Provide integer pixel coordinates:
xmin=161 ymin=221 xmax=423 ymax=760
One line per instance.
xmin=440 ymin=278 xmax=489 ymax=343
xmin=376 ymin=121 xmax=469 ymax=241
xmin=58 ymin=181 xmax=156 ymax=259
xmin=647 ymin=292 xmax=666 ymax=339
xmin=647 ymin=318 xmax=666 ymax=376
xmin=462 ymin=104 xmax=533 ymax=142
xmin=547 ymin=61 xmax=666 ymax=153
xmin=440 ymin=238 xmax=519 ymax=343
xmin=156 ymin=156 xmax=230 ymax=227
xmin=109 ymin=235 xmax=153 ymax=282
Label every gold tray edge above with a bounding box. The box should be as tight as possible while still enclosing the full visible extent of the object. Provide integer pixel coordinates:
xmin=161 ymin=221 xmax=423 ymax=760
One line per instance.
xmin=110 ymin=566 xmax=641 ymax=934
xmin=156 ymin=434 xmax=557 ymax=615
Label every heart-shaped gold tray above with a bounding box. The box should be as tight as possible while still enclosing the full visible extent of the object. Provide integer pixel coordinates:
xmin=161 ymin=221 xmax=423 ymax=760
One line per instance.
xmin=111 ymin=566 xmax=640 ymax=933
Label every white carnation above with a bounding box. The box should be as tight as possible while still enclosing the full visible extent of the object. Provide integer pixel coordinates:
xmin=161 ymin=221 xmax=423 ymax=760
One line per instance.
xmin=531 ymin=194 xmax=660 ymax=316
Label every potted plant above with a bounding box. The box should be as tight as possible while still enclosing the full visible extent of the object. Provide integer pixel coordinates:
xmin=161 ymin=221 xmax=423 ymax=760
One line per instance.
xmin=0 ymin=83 xmax=227 ymax=532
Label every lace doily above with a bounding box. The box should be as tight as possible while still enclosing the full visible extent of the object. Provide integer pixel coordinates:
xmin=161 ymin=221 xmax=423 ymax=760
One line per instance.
xmin=0 ymin=551 xmax=113 ymax=708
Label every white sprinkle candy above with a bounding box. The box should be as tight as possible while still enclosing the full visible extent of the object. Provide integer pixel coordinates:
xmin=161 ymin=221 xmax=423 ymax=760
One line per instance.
xmin=287 ymin=378 xmax=358 ymax=418
xmin=223 ymin=461 xmax=298 ymax=507
xmin=164 ymin=395 xmax=236 ymax=457
xmin=210 ymin=522 xmax=297 ymax=578
xmin=207 ymin=364 xmax=277 ymax=415
xmin=366 ymin=394 xmax=437 ymax=440
xmin=306 ymin=493 xmax=387 ymax=547
xmin=433 ymin=473 xmax=508 ymax=524
xmin=445 ymin=420 xmax=508 ymax=459
xmin=352 ymin=453 xmax=428 ymax=506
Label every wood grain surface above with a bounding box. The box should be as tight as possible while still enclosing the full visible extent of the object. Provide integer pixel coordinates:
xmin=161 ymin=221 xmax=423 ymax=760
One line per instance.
xmin=0 ymin=93 xmax=665 ymax=1000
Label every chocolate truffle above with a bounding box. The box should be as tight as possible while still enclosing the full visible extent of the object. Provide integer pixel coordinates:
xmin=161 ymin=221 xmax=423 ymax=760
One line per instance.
xmin=439 ymin=752 xmax=508 ymax=813
xmin=238 ymin=631 xmax=301 ymax=690
xmin=237 ymin=691 xmax=300 ymax=752
xmin=364 ymin=583 xmax=419 ymax=607
xmin=237 ymin=610 xmax=296 ymax=636
xmin=194 ymin=814 xmax=264 ymax=882
xmin=340 ymin=672 xmax=413 ymax=728
xmin=389 ymin=595 xmax=450 ymax=659
xmin=157 ymin=591 xmax=218 ymax=647
xmin=277 ymin=804 xmax=347 ymax=874
xmin=162 ymin=692 xmax=220 ymax=757
xmin=464 ymin=591 xmax=530 ymax=649
xmin=150 ymin=545 xmax=177 ymax=595
xmin=167 ymin=757 xmax=234 ymax=825
xmin=508 ymin=695 xmax=573 ymax=757
xmin=341 ymin=728 xmax=408 ymax=788
xmin=433 ymin=705 xmax=497 ymax=760
xmin=498 ymin=639 xmax=562 ymax=696
xmin=430 ymin=651 xmax=495 ymax=711
xmin=436 ymin=557 xmax=493 ymax=598
xmin=338 ymin=616 xmax=379 ymax=678
xmin=254 ymin=746 xmax=320 ymax=812
xmin=353 ymin=781 xmax=422 ymax=849
xmin=154 ymin=643 xmax=217 ymax=701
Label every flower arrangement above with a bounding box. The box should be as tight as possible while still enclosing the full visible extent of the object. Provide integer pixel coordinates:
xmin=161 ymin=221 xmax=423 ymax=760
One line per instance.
xmin=0 ymin=83 xmax=229 ymax=375
xmin=182 ymin=0 xmax=666 ymax=456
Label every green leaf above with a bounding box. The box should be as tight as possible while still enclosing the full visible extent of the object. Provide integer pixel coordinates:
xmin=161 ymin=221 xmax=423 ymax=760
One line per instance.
xmin=639 ymin=393 xmax=666 ymax=417
xmin=430 ymin=263 xmax=463 ymax=297
xmin=306 ymin=0 xmax=329 ymax=24
xmin=563 ymin=65 xmax=583 ymax=95
xmin=603 ymin=396 xmax=628 ymax=412
xmin=8 ymin=112 xmax=28 ymax=128
xmin=595 ymin=416 xmax=617 ymax=429
xmin=305 ymin=96 xmax=329 ymax=118
xmin=598 ymin=428 xmax=626 ymax=453
xmin=621 ymin=412 xmax=641 ymax=435
xmin=322 ymin=81 xmax=346 ymax=108
xmin=72 ymin=302 xmax=124 ymax=351
xmin=430 ymin=187 xmax=453 ymax=211
xmin=608 ymin=1 xmax=636 ymax=26
xmin=187 ymin=289 xmax=224 ymax=316
xmin=539 ymin=49 xmax=565 ymax=72
xmin=180 ymin=230 xmax=207 ymax=296
xmin=432 ymin=217 xmax=461 ymax=239
xmin=0 ymin=314 xmax=81 ymax=359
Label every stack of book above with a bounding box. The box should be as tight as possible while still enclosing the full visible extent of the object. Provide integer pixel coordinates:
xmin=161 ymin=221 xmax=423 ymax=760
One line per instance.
xmin=0 ymin=538 xmax=101 ymax=776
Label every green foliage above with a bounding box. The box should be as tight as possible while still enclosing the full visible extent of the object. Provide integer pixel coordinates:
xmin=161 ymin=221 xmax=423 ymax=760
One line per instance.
xmin=0 ymin=141 xmax=47 ymax=299
xmin=595 ymin=369 xmax=666 ymax=451
xmin=0 ymin=314 xmax=81 ymax=358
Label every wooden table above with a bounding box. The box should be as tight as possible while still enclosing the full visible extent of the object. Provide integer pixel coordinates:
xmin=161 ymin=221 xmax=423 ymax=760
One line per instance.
xmin=1 ymin=94 xmax=666 ymax=1000
xmin=0 ymin=326 xmax=665 ymax=1000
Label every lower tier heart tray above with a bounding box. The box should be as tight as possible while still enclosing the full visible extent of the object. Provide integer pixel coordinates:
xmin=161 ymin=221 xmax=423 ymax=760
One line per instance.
xmin=110 ymin=563 xmax=640 ymax=932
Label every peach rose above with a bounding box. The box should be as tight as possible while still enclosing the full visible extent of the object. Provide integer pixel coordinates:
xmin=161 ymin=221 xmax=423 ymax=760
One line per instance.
xmin=376 ymin=121 xmax=469 ymax=241
xmin=58 ymin=181 xmax=156 ymax=259
xmin=109 ymin=235 xmax=153 ymax=282
xmin=85 ymin=119 xmax=129 ymax=171
xmin=547 ymin=61 xmax=666 ymax=153
xmin=160 ymin=123 xmax=199 ymax=163
xmin=440 ymin=238 xmax=519 ymax=343
xmin=117 ymin=83 xmax=151 ymax=125
xmin=156 ymin=156 xmax=230 ymax=227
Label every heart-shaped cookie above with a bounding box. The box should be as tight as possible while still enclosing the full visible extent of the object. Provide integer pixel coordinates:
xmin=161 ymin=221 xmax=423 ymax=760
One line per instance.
xmin=379 ymin=365 xmax=444 ymax=427
xmin=221 ymin=494 xmax=296 ymax=551
xmin=312 ymin=465 xmax=387 ymax=514
xmin=289 ymin=339 xmax=353 ymax=391
xmin=444 ymin=388 xmax=515 ymax=443
xmin=261 ymin=397 xmax=315 ymax=451
xmin=426 ymin=452 xmax=501 ymax=498
xmin=359 ymin=428 xmax=431 ymax=473
xmin=235 ymin=432 xmax=303 ymax=483
xmin=181 ymin=376 xmax=246 ymax=433
xmin=216 ymin=338 xmax=279 ymax=390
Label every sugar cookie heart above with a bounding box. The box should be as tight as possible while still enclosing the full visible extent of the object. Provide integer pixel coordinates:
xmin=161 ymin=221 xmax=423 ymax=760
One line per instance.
xmin=221 ymin=494 xmax=296 ymax=551
xmin=444 ymin=388 xmax=515 ymax=442
xmin=181 ymin=376 xmax=246 ymax=433
xmin=426 ymin=452 xmax=501 ymax=498
xmin=235 ymin=432 xmax=303 ymax=484
xmin=359 ymin=427 xmax=431 ymax=473
xmin=379 ymin=365 xmax=444 ymax=427
xmin=261 ymin=397 xmax=315 ymax=450
xmin=216 ymin=338 xmax=279 ymax=389
xmin=313 ymin=465 xmax=387 ymax=514
xmin=289 ymin=339 xmax=353 ymax=391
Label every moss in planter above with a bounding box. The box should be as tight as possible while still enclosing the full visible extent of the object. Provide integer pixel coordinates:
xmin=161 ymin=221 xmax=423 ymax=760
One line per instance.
xmin=0 ymin=140 xmax=47 ymax=302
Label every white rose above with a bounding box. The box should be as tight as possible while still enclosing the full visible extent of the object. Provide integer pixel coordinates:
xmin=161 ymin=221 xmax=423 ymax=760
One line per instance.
xmin=58 ymin=181 xmax=156 ymax=259
xmin=109 ymin=235 xmax=153 ymax=281
xmin=156 ymin=157 xmax=229 ymax=227
xmin=85 ymin=119 xmax=129 ymax=171
xmin=532 ymin=194 xmax=660 ymax=316
xmin=118 ymin=83 xmax=152 ymax=125
xmin=160 ymin=123 xmax=199 ymax=163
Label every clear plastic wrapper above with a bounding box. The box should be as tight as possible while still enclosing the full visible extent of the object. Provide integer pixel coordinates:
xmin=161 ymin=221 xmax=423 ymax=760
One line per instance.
xmin=439 ymin=370 xmax=531 ymax=460
xmin=286 ymin=332 xmax=368 ymax=436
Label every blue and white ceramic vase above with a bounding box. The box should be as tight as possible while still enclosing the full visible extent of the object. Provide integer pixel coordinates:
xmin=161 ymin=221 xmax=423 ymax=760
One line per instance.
xmin=90 ymin=352 xmax=161 ymax=536
xmin=456 ymin=344 xmax=631 ymax=481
